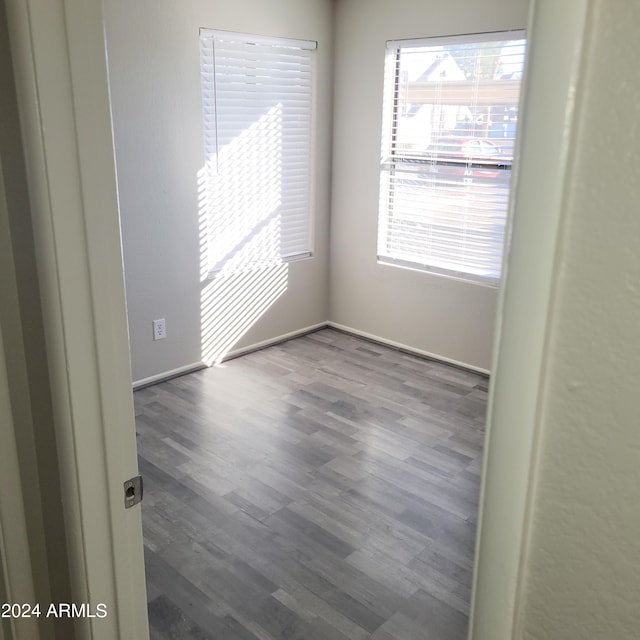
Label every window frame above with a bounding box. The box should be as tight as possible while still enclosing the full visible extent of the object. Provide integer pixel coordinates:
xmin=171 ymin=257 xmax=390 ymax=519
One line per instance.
xmin=377 ymin=30 xmax=526 ymax=287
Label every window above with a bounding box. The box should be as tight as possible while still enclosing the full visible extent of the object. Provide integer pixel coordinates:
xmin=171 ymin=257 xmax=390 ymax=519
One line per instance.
xmin=199 ymin=30 xmax=316 ymax=275
xmin=378 ymin=32 xmax=526 ymax=285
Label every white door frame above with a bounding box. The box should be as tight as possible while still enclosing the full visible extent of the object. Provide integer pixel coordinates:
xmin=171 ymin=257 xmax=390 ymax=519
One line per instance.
xmin=0 ymin=169 xmax=39 ymax=640
xmin=5 ymin=0 xmax=148 ymax=638
xmin=469 ymin=1 xmax=591 ymax=638
xmin=0 ymin=321 xmax=35 ymax=640
xmin=4 ymin=0 xmax=592 ymax=638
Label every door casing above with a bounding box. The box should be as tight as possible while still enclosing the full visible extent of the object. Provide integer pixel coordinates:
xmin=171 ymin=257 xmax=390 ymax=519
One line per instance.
xmin=5 ymin=0 xmax=148 ymax=637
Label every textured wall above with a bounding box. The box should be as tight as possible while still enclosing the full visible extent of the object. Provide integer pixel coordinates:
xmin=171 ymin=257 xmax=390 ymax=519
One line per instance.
xmin=330 ymin=0 xmax=529 ymax=371
xmin=518 ymin=1 xmax=640 ymax=637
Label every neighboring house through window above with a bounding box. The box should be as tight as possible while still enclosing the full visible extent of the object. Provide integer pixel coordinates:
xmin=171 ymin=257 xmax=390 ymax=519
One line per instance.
xmin=378 ymin=32 xmax=526 ymax=285
xmin=199 ymin=30 xmax=315 ymax=276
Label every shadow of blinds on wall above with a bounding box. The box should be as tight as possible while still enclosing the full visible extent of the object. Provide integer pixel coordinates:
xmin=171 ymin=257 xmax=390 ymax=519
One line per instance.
xmin=378 ymin=31 xmax=526 ymax=286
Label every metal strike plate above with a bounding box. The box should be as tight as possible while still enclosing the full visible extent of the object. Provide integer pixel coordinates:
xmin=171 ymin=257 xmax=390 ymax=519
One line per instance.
xmin=124 ymin=475 xmax=143 ymax=508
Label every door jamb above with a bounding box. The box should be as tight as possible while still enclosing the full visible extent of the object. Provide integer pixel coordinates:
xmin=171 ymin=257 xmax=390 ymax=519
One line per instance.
xmin=5 ymin=0 xmax=148 ymax=637
xmin=0 ymin=170 xmax=39 ymax=640
xmin=469 ymin=1 xmax=591 ymax=638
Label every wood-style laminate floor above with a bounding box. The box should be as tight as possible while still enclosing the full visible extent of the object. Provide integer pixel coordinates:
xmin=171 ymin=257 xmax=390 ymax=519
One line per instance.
xmin=134 ymin=329 xmax=488 ymax=640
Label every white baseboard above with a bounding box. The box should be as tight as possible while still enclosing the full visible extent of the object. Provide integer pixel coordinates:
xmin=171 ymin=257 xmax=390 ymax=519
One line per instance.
xmin=132 ymin=362 xmax=206 ymax=390
xmin=222 ymin=322 xmax=327 ymax=361
xmin=327 ymin=321 xmax=490 ymax=376
xmin=132 ymin=322 xmax=328 ymax=389
xmin=132 ymin=321 xmax=489 ymax=389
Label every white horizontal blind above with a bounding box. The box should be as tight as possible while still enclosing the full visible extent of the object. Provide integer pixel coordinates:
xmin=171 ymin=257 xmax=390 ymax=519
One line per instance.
xmin=378 ymin=32 xmax=526 ymax=284
xmin=200 ymin=30 xmax=315 ymax=274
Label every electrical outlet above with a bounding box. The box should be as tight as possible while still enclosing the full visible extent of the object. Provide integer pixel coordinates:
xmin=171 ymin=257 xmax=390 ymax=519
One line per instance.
xmin=153 ymin=318 xmax=166 ymax=341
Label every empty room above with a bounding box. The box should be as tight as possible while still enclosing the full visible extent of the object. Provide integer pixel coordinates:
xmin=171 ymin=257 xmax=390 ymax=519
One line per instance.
xmin=3 ymin=0 xmax=639 ymax=639
xmin=101 ymin=0 xmax=527 ymax=637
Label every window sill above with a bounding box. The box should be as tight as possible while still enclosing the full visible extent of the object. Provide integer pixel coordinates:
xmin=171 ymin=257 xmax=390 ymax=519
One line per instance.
xmin=377 ymin=256 xmax=500 ymax=289
xmin=206 ymin=251 xmax=312 ymax=280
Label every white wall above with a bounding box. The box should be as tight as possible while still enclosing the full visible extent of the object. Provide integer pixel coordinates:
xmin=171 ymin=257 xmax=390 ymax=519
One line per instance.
xmin=330 ymin=0 xmax=529 ymax=371
xmin=516 ymin=1 xmax=640 ymax=637
xmin=104 ymin=0 xmax=333 ymax=383
xmin=107 ymin=0 xmax=531 ymax=380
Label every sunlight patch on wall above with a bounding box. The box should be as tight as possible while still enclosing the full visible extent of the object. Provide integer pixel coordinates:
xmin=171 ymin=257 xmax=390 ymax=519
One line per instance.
xmin=198 ymin=104 xmax=288 ymax=364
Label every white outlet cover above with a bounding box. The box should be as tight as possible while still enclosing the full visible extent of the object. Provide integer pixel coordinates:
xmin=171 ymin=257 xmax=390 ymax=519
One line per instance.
xmin=153 ymin=319 xmax=166 ymax=340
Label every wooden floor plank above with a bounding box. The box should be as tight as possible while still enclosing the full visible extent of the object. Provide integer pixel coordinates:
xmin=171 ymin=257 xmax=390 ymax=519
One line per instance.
xmin=136 ymin=328 xmax=486 ymax=639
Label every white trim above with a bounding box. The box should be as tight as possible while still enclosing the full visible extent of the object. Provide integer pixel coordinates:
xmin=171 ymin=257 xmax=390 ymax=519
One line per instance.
xmin=222 ymin=322 xmax=327 ymax=361
xmin=0 ymin=84 xmax=38 ymax=640
xmin=207 ymin=252 xmax=312 ymax=280
xmin=132 ymin=321 xmax=490 ymax=389
xmin=133 ymin=362 xmax=207 ymax=390
xmin=200 ymin=28 xmax=317 ymax=50
xmin=377 ymin=257 xmax=499 ymax=289
xmin=0 ymin=324 xmax=39 ymax=640
xmin=327 ymin=322 xmax=490 ymax=376
xmin=468 ymin=1 xmax=591 ymax=639
xmin=387 ymin=29 xmax=526 ymax=50
xmin=6 ymin=0 xmax=148 ymax=636
xmin=133 ymin=322 xmax=328 ymax=388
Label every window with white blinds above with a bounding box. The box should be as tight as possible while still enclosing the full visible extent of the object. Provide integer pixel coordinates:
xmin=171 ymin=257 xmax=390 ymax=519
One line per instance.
xmin=378 ymin=32 xmax=526 ymax=285
xmin=199 ymin=30 xmax=315 ymax=274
